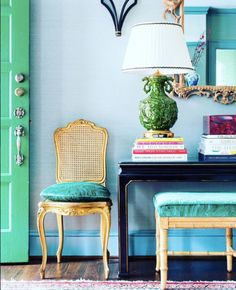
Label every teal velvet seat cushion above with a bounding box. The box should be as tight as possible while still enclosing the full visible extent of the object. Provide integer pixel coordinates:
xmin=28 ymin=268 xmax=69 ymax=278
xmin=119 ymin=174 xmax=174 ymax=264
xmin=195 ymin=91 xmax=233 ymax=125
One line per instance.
xmin=40 ymin=182 xmax=111 ymax=202
xmin=153 ymin=192 xmax=236 ymax=217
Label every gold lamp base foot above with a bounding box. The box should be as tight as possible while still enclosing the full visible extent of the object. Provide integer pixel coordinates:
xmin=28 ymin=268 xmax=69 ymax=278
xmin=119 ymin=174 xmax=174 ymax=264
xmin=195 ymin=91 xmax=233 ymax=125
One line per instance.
xmin=144 ymin=130 xmax=174 ymax=139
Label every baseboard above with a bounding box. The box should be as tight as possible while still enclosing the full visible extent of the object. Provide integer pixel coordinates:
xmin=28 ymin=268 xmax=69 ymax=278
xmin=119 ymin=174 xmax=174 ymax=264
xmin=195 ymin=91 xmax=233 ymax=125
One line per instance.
xmin=30 ymin=229 xmax=236 ymax=256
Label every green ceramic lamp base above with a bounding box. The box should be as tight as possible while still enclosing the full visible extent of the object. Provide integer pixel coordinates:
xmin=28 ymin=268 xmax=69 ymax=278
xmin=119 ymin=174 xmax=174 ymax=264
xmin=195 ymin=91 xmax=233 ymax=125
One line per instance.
xmin=139 ymin=74 xmax=178 ymax=135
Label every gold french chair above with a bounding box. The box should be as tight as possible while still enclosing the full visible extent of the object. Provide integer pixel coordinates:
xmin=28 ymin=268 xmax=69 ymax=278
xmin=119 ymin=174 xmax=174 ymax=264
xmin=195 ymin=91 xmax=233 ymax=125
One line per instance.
xmin=37 ymin=119 xmax=112 ymax=279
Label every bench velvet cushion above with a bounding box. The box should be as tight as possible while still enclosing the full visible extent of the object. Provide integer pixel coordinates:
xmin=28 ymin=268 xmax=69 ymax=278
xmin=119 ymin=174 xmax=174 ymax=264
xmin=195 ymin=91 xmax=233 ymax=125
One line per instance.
xmin=40 ymin=182 xmax=111 ymax=202
xmin=153 ymin=192 xmax=236 ymax=217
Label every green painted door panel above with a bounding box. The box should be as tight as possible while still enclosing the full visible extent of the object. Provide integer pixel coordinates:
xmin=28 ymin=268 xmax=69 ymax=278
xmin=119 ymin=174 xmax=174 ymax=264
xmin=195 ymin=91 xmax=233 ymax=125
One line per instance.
xmin=1 ymin=0 xmax=29 ymax=262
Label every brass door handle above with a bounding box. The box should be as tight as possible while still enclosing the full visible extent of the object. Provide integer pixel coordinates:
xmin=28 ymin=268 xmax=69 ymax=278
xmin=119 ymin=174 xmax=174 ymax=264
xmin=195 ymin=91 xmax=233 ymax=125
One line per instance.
xmin=14 ymin=125 xmax=25 ymax=166
xmin=15 ymin=87 xmax=25 ymax=97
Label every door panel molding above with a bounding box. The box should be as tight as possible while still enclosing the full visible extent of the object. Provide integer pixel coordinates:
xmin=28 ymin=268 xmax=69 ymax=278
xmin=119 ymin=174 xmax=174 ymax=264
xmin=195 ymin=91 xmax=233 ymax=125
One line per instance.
xmin=1 ymin=0 xmax=29 ymax=262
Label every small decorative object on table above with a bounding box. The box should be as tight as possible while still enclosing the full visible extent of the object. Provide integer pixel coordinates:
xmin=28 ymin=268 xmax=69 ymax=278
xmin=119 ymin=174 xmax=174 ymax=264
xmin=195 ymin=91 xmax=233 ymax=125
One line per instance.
xmin=185 ymin=70 xmax=200 ymax=86
xmin=185 ymin=31 xmax=206 ymax=87
xmin=203 ymin=115 xmax=236 ymax=135
xmin=199 ymin=115 xmax=236 ymax=162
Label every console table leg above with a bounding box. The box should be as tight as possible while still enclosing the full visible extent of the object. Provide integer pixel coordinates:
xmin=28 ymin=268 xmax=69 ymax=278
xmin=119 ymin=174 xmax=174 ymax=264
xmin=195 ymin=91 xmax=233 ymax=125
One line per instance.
xmin=118 ymin=177 xmax=129 ymax=277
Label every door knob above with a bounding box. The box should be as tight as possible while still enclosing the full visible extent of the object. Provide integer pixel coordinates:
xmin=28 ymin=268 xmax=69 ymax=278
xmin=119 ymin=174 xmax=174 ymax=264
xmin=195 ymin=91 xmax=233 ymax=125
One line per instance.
xmin=15 ymin=73 xmax=25 ymax=83
xmin=15 ymin=87 xmax=25 ymax=97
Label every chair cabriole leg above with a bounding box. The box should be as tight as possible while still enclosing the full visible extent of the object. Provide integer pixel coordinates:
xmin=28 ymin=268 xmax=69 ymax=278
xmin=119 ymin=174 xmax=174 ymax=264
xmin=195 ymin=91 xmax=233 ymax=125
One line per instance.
xmin=37 ymin=204 xmax=47 ymax=279
xmin=56 ymin=214 xmax=64 ymax=263
xmin=101 ymin=205 xmax=111 ymax=279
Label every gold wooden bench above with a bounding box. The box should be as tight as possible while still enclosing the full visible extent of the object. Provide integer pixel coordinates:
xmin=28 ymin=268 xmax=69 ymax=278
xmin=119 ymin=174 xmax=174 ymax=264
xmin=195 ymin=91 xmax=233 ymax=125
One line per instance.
xmin=153 ymin=192 xmax=236 ymax=290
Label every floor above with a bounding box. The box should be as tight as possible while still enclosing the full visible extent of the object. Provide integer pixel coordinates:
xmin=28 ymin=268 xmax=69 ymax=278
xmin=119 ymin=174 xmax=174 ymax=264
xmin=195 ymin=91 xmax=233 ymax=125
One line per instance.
xmin=1 ymin=257 xmax=236 ymax=281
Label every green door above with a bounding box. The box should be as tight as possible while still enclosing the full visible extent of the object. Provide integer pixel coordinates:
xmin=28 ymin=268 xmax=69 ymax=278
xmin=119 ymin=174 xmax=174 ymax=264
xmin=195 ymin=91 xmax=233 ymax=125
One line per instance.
xmin=1 ymin=0 xmax=29 ymax=262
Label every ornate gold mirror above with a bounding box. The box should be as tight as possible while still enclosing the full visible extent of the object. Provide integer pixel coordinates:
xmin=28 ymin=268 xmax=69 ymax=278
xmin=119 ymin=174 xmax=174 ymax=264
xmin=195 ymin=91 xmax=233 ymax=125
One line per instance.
xmin=163 ymin=0 xmax=236 ymax=105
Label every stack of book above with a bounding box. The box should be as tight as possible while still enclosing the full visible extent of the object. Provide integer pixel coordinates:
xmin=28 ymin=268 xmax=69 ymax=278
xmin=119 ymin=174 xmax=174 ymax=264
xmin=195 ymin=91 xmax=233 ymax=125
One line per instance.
xmin=132 ymin=137 xmax=188 ymax=161
xmin=198 ymin=115 xmax=236 ymax=162
xmin=198 ymin=134 xmax=236 ymax=162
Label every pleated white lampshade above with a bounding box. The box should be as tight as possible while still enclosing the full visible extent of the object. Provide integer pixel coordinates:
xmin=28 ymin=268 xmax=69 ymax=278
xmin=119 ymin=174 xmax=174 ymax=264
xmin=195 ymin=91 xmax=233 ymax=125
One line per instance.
xmin=122 ymin=22 xmax=193 ymax=75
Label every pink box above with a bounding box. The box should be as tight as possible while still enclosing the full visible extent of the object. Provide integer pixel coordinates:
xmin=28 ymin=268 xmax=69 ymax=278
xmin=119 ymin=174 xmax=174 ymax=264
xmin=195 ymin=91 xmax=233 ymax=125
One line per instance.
xmin=203 ymin=115 xmax=236 ymax=135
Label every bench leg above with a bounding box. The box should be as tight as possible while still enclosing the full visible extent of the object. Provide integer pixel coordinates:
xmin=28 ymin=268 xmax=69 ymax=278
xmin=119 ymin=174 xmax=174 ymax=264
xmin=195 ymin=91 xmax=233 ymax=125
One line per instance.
xmin=226 ymin=228 xmax=233 ymax=272
xmin=160 ymin=228 xmax=168 ymax=290
xmin=155 ymin=211 xmax=160 ymax=272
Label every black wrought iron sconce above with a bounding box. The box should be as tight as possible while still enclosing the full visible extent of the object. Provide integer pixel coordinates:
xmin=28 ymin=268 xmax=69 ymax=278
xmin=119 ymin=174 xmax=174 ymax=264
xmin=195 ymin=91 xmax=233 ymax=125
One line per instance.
xmin=101 ymin=0 xmax=137 ymax=36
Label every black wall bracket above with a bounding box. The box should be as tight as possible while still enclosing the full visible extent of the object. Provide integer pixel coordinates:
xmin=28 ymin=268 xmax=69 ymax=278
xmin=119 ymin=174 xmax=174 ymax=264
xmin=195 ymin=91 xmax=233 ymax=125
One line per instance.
xmin=101 ymin=0 xmax=137 ymax=36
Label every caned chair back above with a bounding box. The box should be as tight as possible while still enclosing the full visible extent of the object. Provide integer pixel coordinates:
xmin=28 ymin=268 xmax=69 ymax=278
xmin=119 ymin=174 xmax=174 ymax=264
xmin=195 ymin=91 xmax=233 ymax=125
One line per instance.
xmin=54 ymin=119 xmax=108 ymax=184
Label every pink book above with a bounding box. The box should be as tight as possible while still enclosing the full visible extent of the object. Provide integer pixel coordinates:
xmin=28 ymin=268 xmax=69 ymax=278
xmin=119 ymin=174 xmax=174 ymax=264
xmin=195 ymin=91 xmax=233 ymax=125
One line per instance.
xmin=136 ymin=141 xmax=183 ymax=145
xmin=132 ymin=149 xmax=187 ymax=154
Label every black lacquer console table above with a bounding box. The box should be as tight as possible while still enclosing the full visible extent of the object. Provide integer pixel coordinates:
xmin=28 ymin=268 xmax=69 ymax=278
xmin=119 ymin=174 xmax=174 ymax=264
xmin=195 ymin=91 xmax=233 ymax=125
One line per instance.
xmin=118 ymin=160 xmax=236 ymax=277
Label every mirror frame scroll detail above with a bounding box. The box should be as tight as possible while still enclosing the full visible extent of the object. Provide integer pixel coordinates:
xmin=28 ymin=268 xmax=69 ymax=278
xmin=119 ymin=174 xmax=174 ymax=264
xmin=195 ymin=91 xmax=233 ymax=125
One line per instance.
xmin=163 ymin=0 xmax=236 ymax=105
xmin=175 ymin=85 xmax=236 ymax=105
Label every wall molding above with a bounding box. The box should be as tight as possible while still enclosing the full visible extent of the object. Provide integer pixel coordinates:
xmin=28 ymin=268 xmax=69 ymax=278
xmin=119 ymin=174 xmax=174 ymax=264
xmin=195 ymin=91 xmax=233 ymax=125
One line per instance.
xmin=209 ymin=8 xmax=236 ymax=14
xmin=185 ymin=7 xmax=210 ymax=15
xmin=30 ymin=229 xmax=235 ymax=257
xmin=184 ymin=7 xmax=236 ymax=15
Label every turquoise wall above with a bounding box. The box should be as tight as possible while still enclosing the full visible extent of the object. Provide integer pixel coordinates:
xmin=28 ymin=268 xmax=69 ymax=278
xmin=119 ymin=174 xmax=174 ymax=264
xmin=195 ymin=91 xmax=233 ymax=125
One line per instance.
xmin=30 ymin=1 xmax=236 ymax=256
xmin=207 ymin=9 xmax=236 ymax=41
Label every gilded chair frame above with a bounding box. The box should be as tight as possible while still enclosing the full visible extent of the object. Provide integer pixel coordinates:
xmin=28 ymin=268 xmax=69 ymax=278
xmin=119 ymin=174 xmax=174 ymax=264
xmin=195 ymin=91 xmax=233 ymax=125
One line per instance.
xmin=155 ymin=211 xmax=236 ymax=290
xmin=37 ymin=119 xmax=111 ymax=280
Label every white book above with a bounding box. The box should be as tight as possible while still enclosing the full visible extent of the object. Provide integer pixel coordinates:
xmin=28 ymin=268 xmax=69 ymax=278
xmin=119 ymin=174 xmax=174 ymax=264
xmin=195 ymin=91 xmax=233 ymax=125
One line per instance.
xmin=200 ymin=139 xmax=236 ymax=146
xmin=199 ymin=144 xmax=236 ymax=154
xmin=201 ymin=134 xmax=236 ymax=139
xmin=199 ymin=149 xmax=236 ymax=155
xmin=133 ymin=144 xmax=184 ymax=150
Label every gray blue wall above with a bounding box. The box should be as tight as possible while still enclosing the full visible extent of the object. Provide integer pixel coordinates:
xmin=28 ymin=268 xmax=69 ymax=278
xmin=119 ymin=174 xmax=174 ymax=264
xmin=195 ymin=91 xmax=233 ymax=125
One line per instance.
xmin=30 ymin=0 xmax=236 ymax=256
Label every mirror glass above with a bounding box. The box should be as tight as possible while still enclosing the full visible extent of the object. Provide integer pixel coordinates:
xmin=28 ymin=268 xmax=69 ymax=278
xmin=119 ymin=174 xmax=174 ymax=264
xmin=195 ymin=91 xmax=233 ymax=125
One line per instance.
xmin=216 ymin=49 xmax=236 ymax=86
